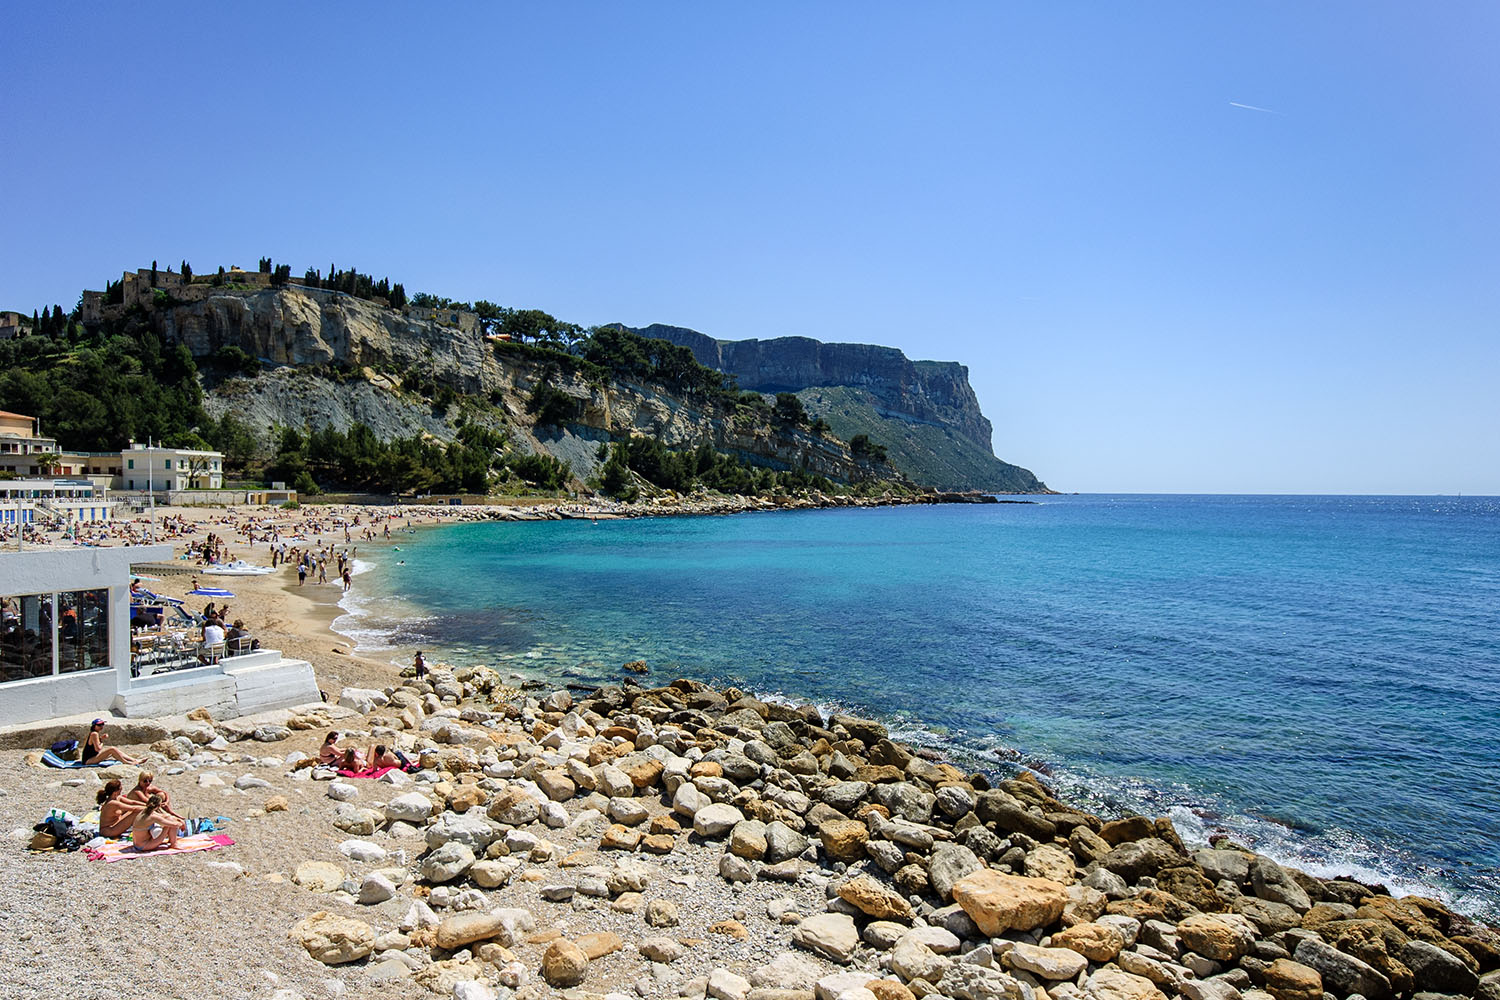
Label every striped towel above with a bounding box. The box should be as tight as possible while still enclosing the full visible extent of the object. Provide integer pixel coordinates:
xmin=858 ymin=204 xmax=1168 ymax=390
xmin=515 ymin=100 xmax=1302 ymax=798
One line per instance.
xmin=84 ymin=833 xmax=234 ymax=862
xmin=41 ymin=750 xmax=109 ymax=769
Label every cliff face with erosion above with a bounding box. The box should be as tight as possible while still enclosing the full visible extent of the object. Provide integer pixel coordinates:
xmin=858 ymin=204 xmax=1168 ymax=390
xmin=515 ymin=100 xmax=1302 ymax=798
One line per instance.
xmin=632 ymin=324 xmax=1046 ymax=492
xmin=159 ymin=287 xmax=879 ymax=487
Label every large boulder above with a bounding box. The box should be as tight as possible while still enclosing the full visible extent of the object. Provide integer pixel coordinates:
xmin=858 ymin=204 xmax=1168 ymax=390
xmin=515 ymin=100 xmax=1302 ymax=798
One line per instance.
xmin=693 ymin=803 xmax=746 ymax=838
xmin=541 ymin=939 xmax=589 ymax=988
xmin=1052 ymin=921 xmax=1126 ymax=962
xmin=819 ymin=820 xmax=869 ymax=862
xmin=338 ymin=687 xmax=389 ymax=714
xmin=1263 ymin=958 xmax=1323 ymax=1000
xmin=384 ymin=792 xmax=435 ymax=824
xmin=838 ymin=875 xmax=914 ymax=922
xmin=420 ymin=842 xmax=475 ymax=884
xmin=794 ymin=912 xmax=860 ymax=964
xmin=1176 ymin=913 xmax=1258 ymax=962
xmin=975 ymin=789 xmax=1057 ymax=840
xmin=436 ymin=912 xmax=511 ymax=950
xmin=1249 ymin=856 xmax=1312 ymax=912
xmin=1085 ymin=966 xmax=1168 ymax=1000
xmin=928 ymin=843 xmax=982 ymax=903
xmin=425 ymin=811 xmax=500 ymax=853
xmin=1293 ymin=935 xmax=1393 ymax=1000
xmin=292 ymin=860 xmax=346 ymax=893
xmin=1006 ymin=943 xmax=1089 ymax=980
xmin=1401 ymin=939 xmax=1479 ymax=996
xmin=951 ymin=870 xmax=1068 ymax=936
xmin=289 ymin=911 xmax=375 ymax=965
xmin=1101 ymin=838 xmax=1183 ymax=882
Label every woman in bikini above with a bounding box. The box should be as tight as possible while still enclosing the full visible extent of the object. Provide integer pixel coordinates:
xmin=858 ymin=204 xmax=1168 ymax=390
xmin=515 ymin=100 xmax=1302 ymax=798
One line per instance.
xmin=131 ymin=793 xmax=185 ymax=851
xmin=124 ymin=771 xmax=183 ymax=822
xmin=97 ymin=779 xmax=143 ymax=838
xmin=318 ymin=732 xmax=348 ymax=767
xmin=81 ymin=720 xmax=141 ymax=766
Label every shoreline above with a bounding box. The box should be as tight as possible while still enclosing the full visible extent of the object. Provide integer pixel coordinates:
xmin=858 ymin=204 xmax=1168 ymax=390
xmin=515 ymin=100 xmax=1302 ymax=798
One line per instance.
xmin=320 ymin=519 xmax=1485 ymax=927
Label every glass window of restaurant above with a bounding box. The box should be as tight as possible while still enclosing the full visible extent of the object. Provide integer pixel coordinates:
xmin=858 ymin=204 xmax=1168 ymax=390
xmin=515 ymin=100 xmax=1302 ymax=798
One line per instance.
xmin=0 ymin=590 xmax=110 ymax=684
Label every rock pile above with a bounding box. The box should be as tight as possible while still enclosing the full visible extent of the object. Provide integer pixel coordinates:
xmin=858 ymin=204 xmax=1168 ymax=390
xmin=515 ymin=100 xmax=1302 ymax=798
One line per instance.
xmin=280 ymin=668 xmax=1498 ymax=1000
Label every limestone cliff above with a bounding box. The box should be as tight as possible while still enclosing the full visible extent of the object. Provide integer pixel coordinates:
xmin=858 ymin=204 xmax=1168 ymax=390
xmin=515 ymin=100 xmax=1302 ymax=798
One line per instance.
xmin=143 ymin=285 xmax=1043 ymax=491
xmin=157 ymin=287 xmax=879 ymax=488
xmin=632 ymin=324 xmax=1046 ymax=492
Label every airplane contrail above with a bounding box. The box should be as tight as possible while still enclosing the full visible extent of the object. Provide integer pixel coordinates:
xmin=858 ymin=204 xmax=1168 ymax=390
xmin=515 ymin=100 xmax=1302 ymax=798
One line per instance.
xmin=1230 ymin=101 xmax=1282 ymax=115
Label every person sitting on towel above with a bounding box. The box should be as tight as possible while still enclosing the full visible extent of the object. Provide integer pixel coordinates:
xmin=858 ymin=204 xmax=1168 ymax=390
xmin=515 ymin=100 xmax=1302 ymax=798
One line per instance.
xmin=341 ymin=747 xmax=365 ymax=772
xmin=131 ymin=793 xmax=185 ymax=852
xmin=124 ymin=771 xmax=184 ymax=823
xmin=97 ymin=779 xmax=144 ymax=838
xmin=318 ymin=732 xmax=349 ymax=767
xmin=81 ymin=720 xmax=141 ymax=766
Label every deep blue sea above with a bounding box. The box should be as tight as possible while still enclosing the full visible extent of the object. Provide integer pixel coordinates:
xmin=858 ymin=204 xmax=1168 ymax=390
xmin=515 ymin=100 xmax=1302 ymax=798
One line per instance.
xmin=337 ymin=495 xmax=1500 ymax=918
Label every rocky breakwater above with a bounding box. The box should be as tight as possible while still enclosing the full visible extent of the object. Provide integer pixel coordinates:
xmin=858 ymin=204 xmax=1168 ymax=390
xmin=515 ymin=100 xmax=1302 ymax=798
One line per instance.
xmin=267 ymin=667 xmax=1499 ymax=1000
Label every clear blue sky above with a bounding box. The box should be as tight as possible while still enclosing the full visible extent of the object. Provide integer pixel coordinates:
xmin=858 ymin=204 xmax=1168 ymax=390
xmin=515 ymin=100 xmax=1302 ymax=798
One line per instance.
xmin=3 ymin=3 xmax=1497 ymax=493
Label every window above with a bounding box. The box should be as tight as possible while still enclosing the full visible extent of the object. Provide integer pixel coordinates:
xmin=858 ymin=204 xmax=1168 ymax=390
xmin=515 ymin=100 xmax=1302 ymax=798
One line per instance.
xmin=127 ymin=459 xmax=134 ymax=469
xmin=0 ymin=593 xmax=55 ymax=682
xmin=164 ymin=459 xmax=171 ymax=470
xmin=58 ymin=589 xmax=109 ymax=674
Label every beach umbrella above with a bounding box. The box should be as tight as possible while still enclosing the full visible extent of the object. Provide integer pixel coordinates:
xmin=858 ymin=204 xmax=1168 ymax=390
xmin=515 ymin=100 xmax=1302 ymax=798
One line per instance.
xmin=188 ymin=586 xmax=236 ymax=598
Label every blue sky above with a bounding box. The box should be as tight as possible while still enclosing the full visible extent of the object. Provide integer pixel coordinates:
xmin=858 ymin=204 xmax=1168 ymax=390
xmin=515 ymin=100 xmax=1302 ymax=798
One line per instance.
xmin=3 ymin=3 xmax=1496 ymax=493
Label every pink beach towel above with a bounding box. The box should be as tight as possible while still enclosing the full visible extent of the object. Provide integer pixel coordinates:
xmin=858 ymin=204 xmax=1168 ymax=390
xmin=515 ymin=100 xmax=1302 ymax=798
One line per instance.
xmin=335 ymin=765 xmax=402 ymax=779
xmin=84 ymin=833 xmax=234 ymax=862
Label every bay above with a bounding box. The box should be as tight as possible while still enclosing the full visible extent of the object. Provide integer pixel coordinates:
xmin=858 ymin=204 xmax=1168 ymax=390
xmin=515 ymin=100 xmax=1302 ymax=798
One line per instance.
xmin=338 ymin=494 xmax=1500 ymax=917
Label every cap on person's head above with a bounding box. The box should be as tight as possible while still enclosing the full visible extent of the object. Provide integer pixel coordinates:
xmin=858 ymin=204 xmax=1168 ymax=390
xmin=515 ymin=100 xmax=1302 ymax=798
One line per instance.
xmin=92 ymin=718 xmax=105 ymax=727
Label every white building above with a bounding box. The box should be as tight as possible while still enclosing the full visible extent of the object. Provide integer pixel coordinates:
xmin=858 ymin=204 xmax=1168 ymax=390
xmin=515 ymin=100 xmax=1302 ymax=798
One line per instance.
xmin=120 ymin=442 xmax=224 ymax=491
xmin=0 ymin=479 xmax=114 ymax=526
xmin=0 ymin=546 xmax=321 ymax=726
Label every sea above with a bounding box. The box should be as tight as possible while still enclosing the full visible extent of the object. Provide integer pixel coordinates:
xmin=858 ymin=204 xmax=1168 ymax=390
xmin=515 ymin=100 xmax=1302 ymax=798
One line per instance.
xmin=334 ymin=494 xmax=1500 ymax=920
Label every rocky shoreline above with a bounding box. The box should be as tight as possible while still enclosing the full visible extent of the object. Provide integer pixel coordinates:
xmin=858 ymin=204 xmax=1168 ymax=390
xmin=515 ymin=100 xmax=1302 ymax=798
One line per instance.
xmin=385 ymin=489 xmax=1020 ymax=524
xmin=22 ymin=664 xmax=1490 ymax=1000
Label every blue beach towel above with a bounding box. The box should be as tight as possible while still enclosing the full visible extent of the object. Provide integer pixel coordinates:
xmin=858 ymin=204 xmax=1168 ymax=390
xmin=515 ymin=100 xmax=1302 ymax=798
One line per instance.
xmin=41 ymin=750 xmax=109 ymax=769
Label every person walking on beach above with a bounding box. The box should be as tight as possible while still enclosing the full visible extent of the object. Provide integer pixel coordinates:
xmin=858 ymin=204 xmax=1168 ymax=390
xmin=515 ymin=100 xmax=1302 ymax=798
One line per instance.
xmin=341 ymin=566 xmax=352 ymax=592
xmin=413 ymin=651 xmax=427 ymax=680
xmin=297 ymin=561 xmax=307 ymax=586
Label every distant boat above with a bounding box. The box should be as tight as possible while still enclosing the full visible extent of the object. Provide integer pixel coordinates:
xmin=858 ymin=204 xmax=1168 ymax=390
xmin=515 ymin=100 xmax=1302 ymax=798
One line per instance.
xmin=202 ymin=560 xmax=274 ymax=576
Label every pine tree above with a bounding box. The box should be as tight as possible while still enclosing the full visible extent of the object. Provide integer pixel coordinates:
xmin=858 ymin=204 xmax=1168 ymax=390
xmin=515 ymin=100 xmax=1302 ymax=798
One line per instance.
xmin=181 ymin=260 xmax=193 ymax=281
xmin=151 ymin=261 xmax=158 ymax=286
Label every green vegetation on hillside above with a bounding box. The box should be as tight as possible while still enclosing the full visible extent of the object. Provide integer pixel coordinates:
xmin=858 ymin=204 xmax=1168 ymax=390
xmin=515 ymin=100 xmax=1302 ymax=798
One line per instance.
xmin=798 ymin=385 xmax=1043 ymax=492
xmin=267 ymin=422 xmax=569 ymax=496
xmin=0 ymin=310 xmax=226 ymax=455
xmin=594 ymin=438 xmax=837 ymax=503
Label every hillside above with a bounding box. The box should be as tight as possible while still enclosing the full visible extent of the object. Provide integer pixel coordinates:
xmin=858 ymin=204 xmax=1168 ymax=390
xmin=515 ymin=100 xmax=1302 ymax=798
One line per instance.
xmin=632 ymin=324 xmax=1047 ymax=492
xmin=1 ymin=266 xmax=1048 ymax=496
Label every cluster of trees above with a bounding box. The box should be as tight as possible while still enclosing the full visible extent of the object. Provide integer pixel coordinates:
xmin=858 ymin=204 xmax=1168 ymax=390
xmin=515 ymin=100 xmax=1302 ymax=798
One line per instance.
xmin=26 ymin=305 xmax=72 ymax=338
xmin=267 ymin=422 xmax=567 ymax=496
xmin=597 ymin=437 xmax=833 ymax=502
xmin=849 ymin=434 xmax=888 ymax=463
xmin=294 ymin=263 xmax=407 ymax=307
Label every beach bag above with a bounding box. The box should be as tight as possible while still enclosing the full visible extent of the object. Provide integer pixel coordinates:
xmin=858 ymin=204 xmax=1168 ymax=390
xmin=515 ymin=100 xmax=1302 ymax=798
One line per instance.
xmin=50 ymin=737 xmax=79 ymax=759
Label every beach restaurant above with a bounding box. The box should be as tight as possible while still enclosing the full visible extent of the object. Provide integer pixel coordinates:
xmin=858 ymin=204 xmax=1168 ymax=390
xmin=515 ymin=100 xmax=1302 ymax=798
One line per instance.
xmin=0 ymin=545 xmax=320 ymax=727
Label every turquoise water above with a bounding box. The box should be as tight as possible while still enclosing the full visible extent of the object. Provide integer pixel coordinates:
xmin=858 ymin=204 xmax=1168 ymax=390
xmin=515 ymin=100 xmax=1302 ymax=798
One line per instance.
xmin=340 ymin=495 xmax=1500 ymax=918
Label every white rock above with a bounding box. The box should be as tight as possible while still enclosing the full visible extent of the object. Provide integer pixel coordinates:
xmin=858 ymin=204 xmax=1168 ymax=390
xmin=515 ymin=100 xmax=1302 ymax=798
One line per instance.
xmin=384 ymin=792 xmax=434 ymax=824
xmin=358 ymin=873 xmax=397 ymax=905
xmin=452 ymin=982 xmax=497 ymax=1000
xmin=708 ymin=968 xmax=752 ymax=1000
xmin=340 ymin=839 xmax=388 ymax=863
xmin=327 ymin=782 xmax=359 ymax=801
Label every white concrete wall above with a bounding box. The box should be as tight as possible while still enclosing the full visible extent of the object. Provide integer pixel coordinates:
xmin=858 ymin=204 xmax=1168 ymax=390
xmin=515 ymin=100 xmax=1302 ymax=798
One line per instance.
xmin=0 ymin=668 xmax=117 ymax=727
